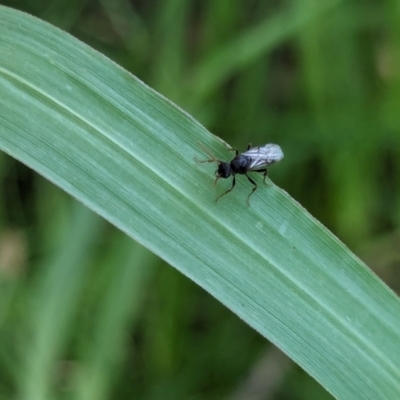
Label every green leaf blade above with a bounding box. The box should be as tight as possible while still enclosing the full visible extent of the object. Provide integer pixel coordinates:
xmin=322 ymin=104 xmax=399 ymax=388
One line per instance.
xmin=1 ymin=6 xmax=400 ymax=399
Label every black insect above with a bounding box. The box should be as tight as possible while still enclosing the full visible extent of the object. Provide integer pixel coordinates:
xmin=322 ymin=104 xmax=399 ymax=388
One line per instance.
xmin=199 ymin=142 xmax=284 ymax=204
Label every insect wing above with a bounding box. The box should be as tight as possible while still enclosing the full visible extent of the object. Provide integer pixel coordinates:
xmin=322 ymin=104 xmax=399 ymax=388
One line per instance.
xmin=243 ymin=144 xmax=284 ymax=170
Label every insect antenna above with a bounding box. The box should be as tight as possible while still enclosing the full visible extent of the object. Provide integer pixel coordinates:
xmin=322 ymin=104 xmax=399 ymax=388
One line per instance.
xmin=196 ymin=142 xmax=220 ymax=164
xmin=196 ymin=142 xmax=229 ymax=186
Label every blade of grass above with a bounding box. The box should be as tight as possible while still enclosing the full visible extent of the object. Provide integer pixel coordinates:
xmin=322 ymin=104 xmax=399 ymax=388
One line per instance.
xmin=1 ymin=6 xmax=400 ymax=399
xmin=71 ymin=236 xmax=156 ymax=400
xmin=151 ymin=0 xmax=190 ymax=102
xmin=189 ymin=0 xmax=341 ymax=103
xmin=19 ymin=204 xmax=103 ymax=400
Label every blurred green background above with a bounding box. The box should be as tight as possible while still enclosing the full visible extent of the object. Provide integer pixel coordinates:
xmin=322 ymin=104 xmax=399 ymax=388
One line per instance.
xmin=1 ymin=0 xmax=400 ymax=399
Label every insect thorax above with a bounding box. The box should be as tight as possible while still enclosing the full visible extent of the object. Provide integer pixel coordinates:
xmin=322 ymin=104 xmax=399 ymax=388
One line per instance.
xmin=231 ymin=155 xmax=252 ymax=174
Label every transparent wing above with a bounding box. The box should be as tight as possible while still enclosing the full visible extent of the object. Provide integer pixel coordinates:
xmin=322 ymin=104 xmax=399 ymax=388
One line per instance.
xmin=242 ymin=144 xmax=284 ymax=170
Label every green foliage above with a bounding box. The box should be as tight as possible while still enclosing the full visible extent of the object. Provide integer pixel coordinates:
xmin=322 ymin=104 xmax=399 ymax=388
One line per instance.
xmin=1 ymin=2 xmax=400 ymax=400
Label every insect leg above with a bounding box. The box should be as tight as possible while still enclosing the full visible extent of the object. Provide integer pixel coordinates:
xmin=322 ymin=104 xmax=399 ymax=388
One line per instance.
xmin=216 ymin=175 xmax=236 ymax=202
xmin=245 ymin=174 xmax=257 ymax=205
xmin=222 ymin=142 xmax=239 ymax=155
xmin=263 ymin=169 xmax=269 ymax=184
xmin=255 ymin=169 xmax=268 ymax=184
xmin=228 ymin=147 xmax=239 ymax=156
